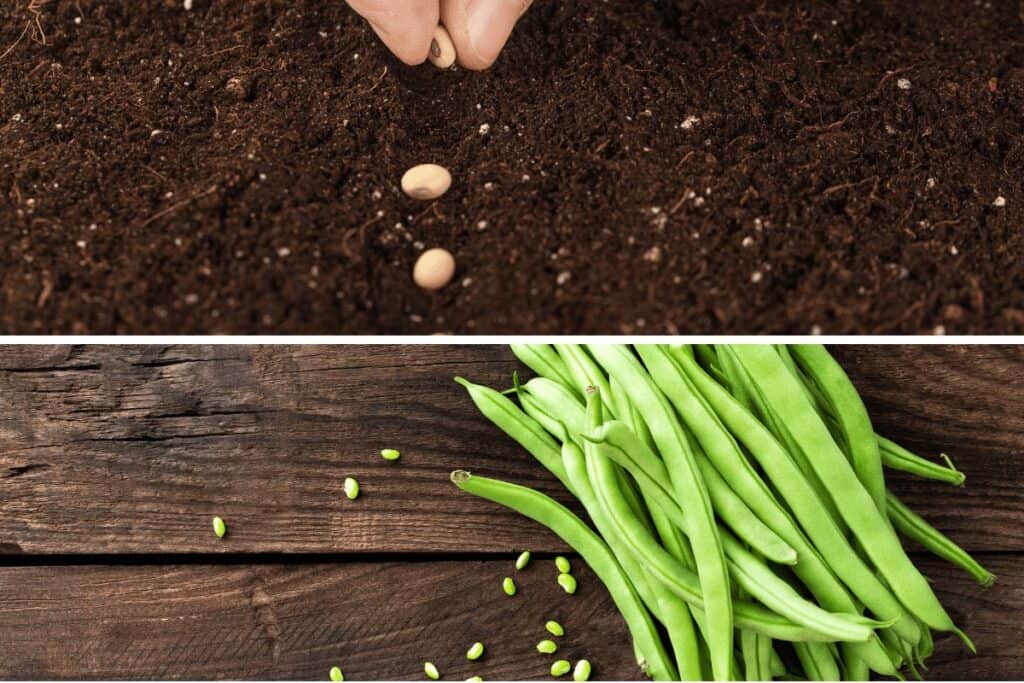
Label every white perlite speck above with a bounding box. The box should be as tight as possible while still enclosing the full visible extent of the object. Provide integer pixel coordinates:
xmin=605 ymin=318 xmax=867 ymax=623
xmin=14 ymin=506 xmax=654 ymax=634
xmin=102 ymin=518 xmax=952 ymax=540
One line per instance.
xmin=681 ymin=115 xmax=701 ymax=130
xmin=183 ymin=0 xmax=193 ymax=10
xmin=897 ymin=78 xmax=912 ymax=91
xmin=993 ymin=196 xmax=1007 ymax=207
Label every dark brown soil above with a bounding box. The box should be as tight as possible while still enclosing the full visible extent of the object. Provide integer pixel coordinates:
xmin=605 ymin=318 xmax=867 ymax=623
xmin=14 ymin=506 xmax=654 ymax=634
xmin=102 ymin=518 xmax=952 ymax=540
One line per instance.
xmin=2 ymin=0 xmax=1023 ymax=334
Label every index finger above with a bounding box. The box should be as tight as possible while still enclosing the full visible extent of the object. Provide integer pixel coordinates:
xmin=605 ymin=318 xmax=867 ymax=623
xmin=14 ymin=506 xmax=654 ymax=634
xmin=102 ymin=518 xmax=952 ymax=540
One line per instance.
xmin=346 ymin=0 xmax=440 ymax=66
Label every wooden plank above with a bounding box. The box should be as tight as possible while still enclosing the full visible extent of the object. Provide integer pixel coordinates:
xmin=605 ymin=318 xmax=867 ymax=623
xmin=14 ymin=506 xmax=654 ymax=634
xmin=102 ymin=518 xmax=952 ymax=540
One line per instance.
xmin=0 ymin=558 xmax=640 ymax=680
xmin=0 ymin=554 xmax=1014 ymax=680
xmin=0 ymin=345 xmax=1022 ymax=554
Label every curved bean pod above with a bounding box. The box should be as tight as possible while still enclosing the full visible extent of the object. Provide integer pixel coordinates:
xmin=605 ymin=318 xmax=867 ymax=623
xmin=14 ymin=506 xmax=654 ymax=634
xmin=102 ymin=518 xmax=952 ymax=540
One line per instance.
xmin=878 ymin=436 xmax=966 ymax=486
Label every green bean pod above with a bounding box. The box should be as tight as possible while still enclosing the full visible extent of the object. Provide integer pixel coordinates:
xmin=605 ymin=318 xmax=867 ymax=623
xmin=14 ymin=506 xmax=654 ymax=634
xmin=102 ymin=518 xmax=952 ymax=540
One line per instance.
xmin=510 ymin=344 xmax=580 ymax=397
xmin=887 ymin=492 xmax=995 ymax=587
xmin=794 ymin=641 xmax=841 ymax=681
xmin=450 ymin=470 xmax=677 ymax=681
xmin=728 ymin=346 xmax=967 ymax=644
xmin=878 ymin=436 xmax=966 ymax=486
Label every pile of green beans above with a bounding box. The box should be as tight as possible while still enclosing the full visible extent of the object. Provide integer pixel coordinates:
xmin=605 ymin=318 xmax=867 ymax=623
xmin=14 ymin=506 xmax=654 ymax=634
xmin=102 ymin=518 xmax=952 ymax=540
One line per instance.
xmin=453 ymin=344 xmax=993 ymax=681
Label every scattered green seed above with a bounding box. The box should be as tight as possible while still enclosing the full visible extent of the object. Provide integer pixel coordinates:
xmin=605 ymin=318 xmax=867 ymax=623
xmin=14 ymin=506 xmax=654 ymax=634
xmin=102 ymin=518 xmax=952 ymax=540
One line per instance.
xmin=502 ymin=576 xmax=516 ymax=596
xmin=466 ymin=677 xmax=483 ymax=682
xmin=515 ymin=550 xmax=531 ymax=570
xmin=555 ymin=556 xmax=571 ymax=574
xmin=381 ymin=448 xmax=401 ymax=461
xmin=551 ymin=660 xmax=571 ymax=677
xmin=545 ymin=620 xmax=565 ymax=637
xmin=424 ymin=662 xmax=440 ymax=680
xmin=344 ymin=477 xmax=360 ymax=500
xmin=329 ymin=666 xmax=344 ymax=682
xmin=537 ymin=639 xmax=558 ymax=655
xmin=573 ymin=660 xmax=592 ymax=682
xmin=466 ymin=641 xmax=484 ymax=661
xmin=557 ymin=573 xmax=577 ymax=594
xmin=212 ymin=516 xmax=227 ymax=538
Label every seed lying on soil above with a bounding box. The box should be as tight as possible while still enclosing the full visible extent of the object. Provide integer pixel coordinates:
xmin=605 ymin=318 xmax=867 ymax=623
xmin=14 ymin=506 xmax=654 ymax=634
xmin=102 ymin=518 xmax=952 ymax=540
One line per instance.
xmin=329 ymin=666 xmax=344 ymax=682
xmin=466 ymin=642 xmax=484 ymax=661
xmin=551 ymin=660 xmax=571 ymax=677
xmin=545 ymin=620 xmax=564 ymax=637
xmin=401 ymin=164 xmax=452 ymax=200
xmin=573 ymin=660 xmax=592 ymax=682
xmin=515 ymin=550 xmax=531 ymax=570
xmin=557 ymin=573 xmax=577 ymax=594
xmin=344 ymin=477 xmax=360 ymax=500
xmin=424 ymin=662 xmax=440 ymax=680
xmin=428 ymin=25 xmax=457 ymax=69
xmin=555 ymin=556 xmax=571 ymax=574
xmin=502 ymin=576 xmax=517 ymax=596
xmin=212 ymin=516 xmax=227 ymax=538
xmin=413 ymin=248 xmax=456 ymax=291
xmin=380 ymin=448 xmax=401 ymax=461
xmin=537 ymin=639 xmax=558 ymax=654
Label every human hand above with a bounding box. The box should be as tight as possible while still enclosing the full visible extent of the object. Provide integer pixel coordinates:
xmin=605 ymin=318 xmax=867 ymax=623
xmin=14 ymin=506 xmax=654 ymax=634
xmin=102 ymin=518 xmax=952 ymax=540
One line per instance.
xmin=345 ymin=0 xmax=534 ymax=71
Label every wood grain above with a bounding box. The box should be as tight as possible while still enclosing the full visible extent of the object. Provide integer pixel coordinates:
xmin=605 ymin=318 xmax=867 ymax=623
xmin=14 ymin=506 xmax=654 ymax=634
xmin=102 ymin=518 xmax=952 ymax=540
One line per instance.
xmin=0 ymin=558 xmax=639 ymax=681
xmin=0 ymin=345 xmax=1021 ymax=554
xmin=0 ymin=554 xmax=1013 ymax=680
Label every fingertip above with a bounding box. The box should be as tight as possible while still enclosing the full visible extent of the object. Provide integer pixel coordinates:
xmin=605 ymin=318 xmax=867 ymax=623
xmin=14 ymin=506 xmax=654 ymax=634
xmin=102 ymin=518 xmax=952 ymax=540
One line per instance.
xmin=349 ymin=0 xmax=439 ymax=65
xmin=443 ymin=0 xmax=530 ymax=71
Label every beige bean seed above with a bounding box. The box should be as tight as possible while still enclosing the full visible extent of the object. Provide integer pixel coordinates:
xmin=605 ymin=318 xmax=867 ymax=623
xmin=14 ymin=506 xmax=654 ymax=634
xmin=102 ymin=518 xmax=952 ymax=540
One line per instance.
xmin=413 ymin=248 xmax=456 ymax=291
xmin=428 ymin=25 xmax=457 ymax=69
xmin=401 ymin=164 xmax=452 ymax=201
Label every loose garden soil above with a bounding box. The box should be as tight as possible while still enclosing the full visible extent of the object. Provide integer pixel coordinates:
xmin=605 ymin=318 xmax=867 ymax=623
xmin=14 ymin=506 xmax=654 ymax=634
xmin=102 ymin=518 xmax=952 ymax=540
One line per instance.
xmin=1 ymin=0 xmax=1023 ymax=334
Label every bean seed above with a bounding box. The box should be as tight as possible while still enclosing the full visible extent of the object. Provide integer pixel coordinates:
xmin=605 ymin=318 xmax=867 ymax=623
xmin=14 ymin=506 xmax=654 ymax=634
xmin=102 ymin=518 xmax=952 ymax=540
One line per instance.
xmin=536 ymin=639 xmax=558 ymax=654
xmin=413 ymin=248 xmax=456 ymax=291
xmin=402 ymin=164 xmax=452 ymax=201
xmin=466 ymin=642 xmax=484 ymax=661
xmin=573 ymin=660 xmax=592 ymax=682
xmin=212 ymin=516 xmax=227 ymax=538
xmin=502 ymin=576 xmax=516 ymax=596
xmin=381 ymin=448 xmax=401 ymax=461
xmin=555 ymin=556 xmax=571 ymax=574
xmin=329 ymin=666 xmax=344 ymax=682
xmin=515 ymin=550 xmax=531 ymax=570
xmin=428 ymin=25 xmax=457 ymax=69
xmin=557 ymin=573 xmax=577 ymax=594
xmin=344 ymin=477 xmax=360 ymax=500
xmin=550 ymin=660 xmax=571 ymax=677
xmin=424 ymin=662 xmax=440 ymax=680
xmin=545 ymin=620 xmax=564 ymax=637
xmin=466 ymin=677 xmax=483 ymax=682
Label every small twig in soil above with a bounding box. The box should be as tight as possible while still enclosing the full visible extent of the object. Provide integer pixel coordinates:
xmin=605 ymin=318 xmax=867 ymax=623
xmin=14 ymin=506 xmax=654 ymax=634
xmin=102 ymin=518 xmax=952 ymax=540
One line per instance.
xmin=140 ymin=185 xmax=220 ymax=227
xmin=866 ymin=67 xmax=913 ymax=102
xmin=1 ymin=0 xmax=52 ymax=62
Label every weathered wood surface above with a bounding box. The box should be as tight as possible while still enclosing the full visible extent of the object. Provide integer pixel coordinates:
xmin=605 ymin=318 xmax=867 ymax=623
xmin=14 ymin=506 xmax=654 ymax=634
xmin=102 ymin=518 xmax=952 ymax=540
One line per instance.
xmin=0 ymin=345 xmax=1022 ymax=554
xmin=0 ymin=555 xmax=1012 ymax=680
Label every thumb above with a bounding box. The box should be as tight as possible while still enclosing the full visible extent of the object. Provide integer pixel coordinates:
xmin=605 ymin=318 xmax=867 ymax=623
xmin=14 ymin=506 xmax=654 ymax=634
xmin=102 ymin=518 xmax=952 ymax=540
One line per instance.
xmin=346 ymin=0 xmax=440 ymax=66
xmin=441 ymin=0 xmax=533 ymax=71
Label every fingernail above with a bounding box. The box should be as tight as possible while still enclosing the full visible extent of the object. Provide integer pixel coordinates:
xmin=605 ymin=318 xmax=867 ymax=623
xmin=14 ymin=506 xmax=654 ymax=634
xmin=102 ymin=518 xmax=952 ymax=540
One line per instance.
xmin=465 ymin=0 xmax=521 ymax=66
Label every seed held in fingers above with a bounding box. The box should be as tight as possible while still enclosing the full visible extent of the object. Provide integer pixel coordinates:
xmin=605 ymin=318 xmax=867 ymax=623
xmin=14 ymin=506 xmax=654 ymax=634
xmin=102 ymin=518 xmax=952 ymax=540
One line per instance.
xmin=329 ymin=666 xmax=344 ymax=682
xmin=551 ymin=660 xmax=571 ymax=677
xmin=344 ymin=477 xmax=360 ymax=500
xmin=573 ymin=660 xmax=592 ymax=682
xmin=212 ymin=516 xmax=227 ymax=538
xmin=402 ymin=164 xmax=452 ymax=201
xmin=555 ymin=556 xmax=571 ymax=574
xmin=545 ymin=620 xmax=564 ymax=637
xmin=502 ymin=576 xmax=516 ymax=596
xmin=536 ymin=639 xmax=558 ymax=655
xmin=557 ymin=573 xmax=577 ymax=594
xmin=466 ymin=641 xmax=484 ymax=661
xmin=428 ymin=25 xmax=457 ymax=69
xmin=424 ymin=662 xmax=440 ymax=680
xmin=515 ymin=550 xmax=531 ymax=570
xmin=380 ymin=448 xmax=401 ymax=461
xmin=413 ymin=248 xmax=456 ymax=291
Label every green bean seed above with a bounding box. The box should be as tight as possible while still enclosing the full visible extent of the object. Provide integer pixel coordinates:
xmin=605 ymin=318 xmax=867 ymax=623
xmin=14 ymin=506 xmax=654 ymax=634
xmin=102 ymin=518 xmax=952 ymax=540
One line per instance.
xmin=380 ymin=448 xmax=401 ymax=461
xmin=424 ymin=662 xmax=440 ymax=680
xmin=502 ymin=577 xmax=516 ymax=596
xmin=545 ymin=620 xmax=565 ymax=637
xmin=555 ymin=556 xmax=571 ymax=574
xmin=466 ymin=677 xmax=483 ymax=682
xmin=212 ymin=516 xmax=226 ymax=538
xmin=557 ymin=573 xmax=577 ymax=594
xmin=344 ymin=477 xmax=360 ymax=500
xmin=515 ymin=550 xmax=531 ymax=570
xmin=550 ymin=660 xmax=571 ymax=677
xmin=537 ymin=639 xmax=558 ymax=654
xmin=466 ymin=642 xmax=484 ymax=661
xmin=329 ymin=666 xmax=344 ymax=682
xmin=573 ymin=660 xmax=592 ymax=682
